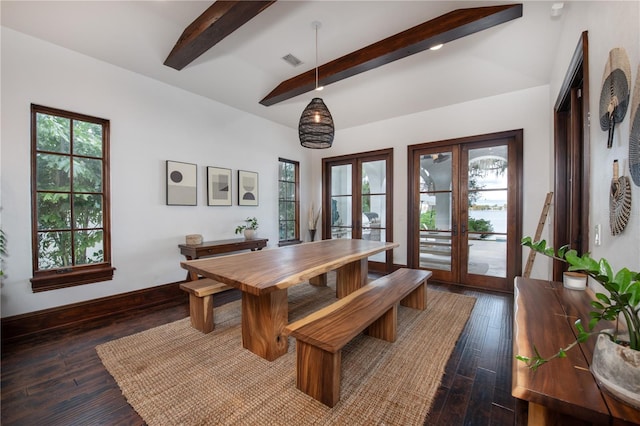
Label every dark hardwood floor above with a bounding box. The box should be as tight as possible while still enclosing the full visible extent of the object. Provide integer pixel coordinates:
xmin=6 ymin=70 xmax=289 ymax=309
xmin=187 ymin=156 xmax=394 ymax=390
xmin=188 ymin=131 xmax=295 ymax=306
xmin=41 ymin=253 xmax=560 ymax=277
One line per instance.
xmin=1 ymin=282 xmax=519 ymax=425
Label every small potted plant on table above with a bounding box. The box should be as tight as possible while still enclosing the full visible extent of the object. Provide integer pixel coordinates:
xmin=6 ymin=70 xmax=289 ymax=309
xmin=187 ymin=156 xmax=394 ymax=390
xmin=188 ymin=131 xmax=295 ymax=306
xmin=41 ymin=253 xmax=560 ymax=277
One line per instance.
xmin=235 ymin=217 xmax=259 ymax=240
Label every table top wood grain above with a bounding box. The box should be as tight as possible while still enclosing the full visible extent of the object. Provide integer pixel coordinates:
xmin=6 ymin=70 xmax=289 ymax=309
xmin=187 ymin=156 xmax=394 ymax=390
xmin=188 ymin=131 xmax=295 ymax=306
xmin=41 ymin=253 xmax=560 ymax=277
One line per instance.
xmin=513 ymin=277 xmax=640 ymax=424
xmin=181 ymin=239 xmax=398 ymax=296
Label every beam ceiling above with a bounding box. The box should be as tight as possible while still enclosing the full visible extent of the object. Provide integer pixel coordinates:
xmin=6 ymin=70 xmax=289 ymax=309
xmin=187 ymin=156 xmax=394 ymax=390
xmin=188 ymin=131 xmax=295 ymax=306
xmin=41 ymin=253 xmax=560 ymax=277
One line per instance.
xmin=260 ymin=4 xmax=523 ymax=106
xmin=164 ymin=1 xmax=276 ymax=71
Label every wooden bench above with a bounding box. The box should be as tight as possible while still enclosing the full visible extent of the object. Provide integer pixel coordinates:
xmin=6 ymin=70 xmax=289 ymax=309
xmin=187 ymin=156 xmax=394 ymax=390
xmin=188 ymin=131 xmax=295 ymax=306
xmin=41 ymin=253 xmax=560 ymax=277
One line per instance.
xmin=284 ymin=268 xmax=432 ymax=407
xmin=179 ymin=279 xmax=231 ymax=333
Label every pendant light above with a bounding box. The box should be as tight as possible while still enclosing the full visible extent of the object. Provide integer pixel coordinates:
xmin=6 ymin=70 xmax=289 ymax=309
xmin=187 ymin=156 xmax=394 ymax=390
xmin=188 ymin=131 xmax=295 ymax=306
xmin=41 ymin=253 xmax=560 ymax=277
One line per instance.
xmin=299 ymin=21 xmax=334 ymax=149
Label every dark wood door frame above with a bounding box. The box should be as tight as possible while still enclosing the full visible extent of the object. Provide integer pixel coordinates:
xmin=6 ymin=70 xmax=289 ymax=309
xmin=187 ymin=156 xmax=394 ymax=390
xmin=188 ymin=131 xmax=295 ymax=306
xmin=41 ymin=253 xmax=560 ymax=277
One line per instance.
xmin=553 ymin=31 xmax=590 ymax=282
xmin=407 ymin=129 xmax=523 ymax=292
xmin=321 ymin=148 xmax=394 ymax=273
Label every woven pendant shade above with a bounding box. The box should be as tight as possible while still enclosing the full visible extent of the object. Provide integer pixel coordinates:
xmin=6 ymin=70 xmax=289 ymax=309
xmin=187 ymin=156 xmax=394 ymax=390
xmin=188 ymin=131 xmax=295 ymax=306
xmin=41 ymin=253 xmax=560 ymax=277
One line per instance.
xmin=299 ymin=97 xmax=334 ymax=149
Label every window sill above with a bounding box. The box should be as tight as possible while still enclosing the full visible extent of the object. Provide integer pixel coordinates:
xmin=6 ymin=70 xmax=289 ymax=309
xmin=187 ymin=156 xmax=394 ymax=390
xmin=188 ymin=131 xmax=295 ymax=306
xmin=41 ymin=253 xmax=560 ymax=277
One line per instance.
xmin=31 ymin=265 xmax=116 ymax=292
xmin=278 ymin=239 xmax=302 ymax=247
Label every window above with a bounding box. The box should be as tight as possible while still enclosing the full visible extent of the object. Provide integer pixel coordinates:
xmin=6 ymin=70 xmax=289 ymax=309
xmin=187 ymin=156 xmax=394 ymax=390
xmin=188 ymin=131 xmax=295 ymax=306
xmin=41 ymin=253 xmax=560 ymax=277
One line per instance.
xmin=278 ymin=158 xmax=300 ymax=245
xmin=30 ymin=104 xmax=114 ymax=292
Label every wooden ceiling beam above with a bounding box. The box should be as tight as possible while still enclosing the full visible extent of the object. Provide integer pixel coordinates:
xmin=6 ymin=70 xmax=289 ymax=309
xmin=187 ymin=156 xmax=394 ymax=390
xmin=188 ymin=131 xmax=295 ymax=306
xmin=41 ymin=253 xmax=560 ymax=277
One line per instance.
xmin=164 ymin=1 xmax=276 ymax=71
xmin=260 ymin=4 xmax=522 ymax=106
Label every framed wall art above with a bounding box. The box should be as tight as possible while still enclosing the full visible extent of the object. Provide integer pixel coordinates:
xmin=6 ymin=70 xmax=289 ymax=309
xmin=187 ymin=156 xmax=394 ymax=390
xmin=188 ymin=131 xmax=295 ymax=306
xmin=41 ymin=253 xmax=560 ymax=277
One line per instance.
xmin=207 ymin=166 xmax=232 ymax=206
xmin=238 ymin=170 xmax=258 ymax=206
xmin=166 ymin=160 xmax=197 ymax=206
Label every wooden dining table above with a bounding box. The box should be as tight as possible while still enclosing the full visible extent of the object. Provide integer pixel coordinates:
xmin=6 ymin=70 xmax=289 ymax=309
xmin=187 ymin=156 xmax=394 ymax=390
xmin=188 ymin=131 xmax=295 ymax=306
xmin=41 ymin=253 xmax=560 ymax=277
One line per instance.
xmin=180 ymin=238 xmax=398 ymax=361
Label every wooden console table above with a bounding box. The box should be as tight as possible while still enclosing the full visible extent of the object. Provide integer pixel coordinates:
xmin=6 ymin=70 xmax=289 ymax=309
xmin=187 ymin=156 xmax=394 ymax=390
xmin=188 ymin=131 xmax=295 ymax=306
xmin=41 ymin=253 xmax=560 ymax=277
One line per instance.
xmin=513 ymin=277 xmax=640 ymax=425
xmin=179 ymin=238 xmax=268 ymax=280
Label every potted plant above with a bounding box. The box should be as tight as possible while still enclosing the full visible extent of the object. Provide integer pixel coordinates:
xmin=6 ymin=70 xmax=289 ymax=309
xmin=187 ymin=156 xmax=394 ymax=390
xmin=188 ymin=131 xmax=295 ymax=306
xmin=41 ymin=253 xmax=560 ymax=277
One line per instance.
xmin=519 ymin=237 xmax=640 ymax=408
xmin=308 ymin=204 xmax=321 ymax=241
xmin=235 ymin=217 xmax=258 ymax=240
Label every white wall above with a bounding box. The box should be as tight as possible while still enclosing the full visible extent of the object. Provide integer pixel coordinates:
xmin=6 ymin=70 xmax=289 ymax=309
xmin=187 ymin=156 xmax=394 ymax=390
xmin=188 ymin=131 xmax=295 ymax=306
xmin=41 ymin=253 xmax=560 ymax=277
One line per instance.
xmin=548 ymin=1 xmax=640 ymax=288
xmin=0 ymin=28 xmax=308 ymax=317
xmin=3 ymin=1 xmax=638 ymax=318
xmin=311 ymin=84 xmax=552 ymax=276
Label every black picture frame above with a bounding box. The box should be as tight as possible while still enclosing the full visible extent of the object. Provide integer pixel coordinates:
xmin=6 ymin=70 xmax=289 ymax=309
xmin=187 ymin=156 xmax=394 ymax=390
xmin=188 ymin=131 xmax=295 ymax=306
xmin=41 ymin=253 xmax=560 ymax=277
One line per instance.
xmin=238 ymin=170 xmax=258 ymax=206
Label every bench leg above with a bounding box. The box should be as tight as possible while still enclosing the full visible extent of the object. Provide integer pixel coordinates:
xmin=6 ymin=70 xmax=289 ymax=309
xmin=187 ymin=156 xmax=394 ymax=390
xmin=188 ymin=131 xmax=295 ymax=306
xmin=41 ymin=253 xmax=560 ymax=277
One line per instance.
xmin=400 ymin=279 xmax=427 ymax=310
xmin=189 ymin=294 xmax=214 ymax=333
xmin=296 ymin=341 xmax=341 ymax=407
xmin=365 ymin=304 xmax=398 ymax=342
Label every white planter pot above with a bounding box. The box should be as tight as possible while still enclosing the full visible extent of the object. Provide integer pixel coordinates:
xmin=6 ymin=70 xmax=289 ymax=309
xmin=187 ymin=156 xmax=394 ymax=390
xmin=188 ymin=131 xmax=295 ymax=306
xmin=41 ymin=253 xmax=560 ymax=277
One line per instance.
xmin=563 ymin=271 xmax=587 ymax=290
xmin=590 ymin=331 xmax=640 ymax=409
xmin=243 ymin=229 xmax=256 ymax=240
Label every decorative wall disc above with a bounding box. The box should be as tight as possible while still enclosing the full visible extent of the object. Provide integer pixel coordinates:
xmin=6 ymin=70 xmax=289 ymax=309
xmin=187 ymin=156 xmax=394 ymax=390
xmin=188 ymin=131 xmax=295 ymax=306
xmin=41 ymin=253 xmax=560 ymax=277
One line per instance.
xmin=610 ymin=174 xmax=632 ymax=236
xmin=599 ymin=48 xmax=631 ymax=148
xmin=630 ymin=65 xmax=640 ymax=186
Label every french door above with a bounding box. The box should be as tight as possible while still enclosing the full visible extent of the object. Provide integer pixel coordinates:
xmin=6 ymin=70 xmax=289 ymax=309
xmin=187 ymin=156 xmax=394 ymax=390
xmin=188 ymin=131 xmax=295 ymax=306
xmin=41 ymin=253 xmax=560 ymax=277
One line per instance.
xmin=407 ymin=130 xmax=522 ymax=292
xmin=322 ymin=149 xmax=393 ymax=273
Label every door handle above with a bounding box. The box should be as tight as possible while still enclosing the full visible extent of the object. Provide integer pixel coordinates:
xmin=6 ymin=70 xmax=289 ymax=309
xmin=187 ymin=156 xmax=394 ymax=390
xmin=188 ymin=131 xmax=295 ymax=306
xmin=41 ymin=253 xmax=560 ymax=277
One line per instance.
xmin=461 ymin=224 xmax=467 ymax=235
xmin=452 ymin=224 xmax=457 ymax=236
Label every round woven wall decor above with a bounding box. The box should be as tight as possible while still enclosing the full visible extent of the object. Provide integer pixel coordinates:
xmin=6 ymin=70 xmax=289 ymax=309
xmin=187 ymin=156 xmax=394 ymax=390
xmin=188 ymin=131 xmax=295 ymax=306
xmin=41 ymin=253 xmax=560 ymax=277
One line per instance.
xmin=610 ymin=175 xmax=632 ymax=236
xmin=630 ymin=65 xmax=640 ymax=186
xmin=599 ymin=48 xmax=631 ymax=148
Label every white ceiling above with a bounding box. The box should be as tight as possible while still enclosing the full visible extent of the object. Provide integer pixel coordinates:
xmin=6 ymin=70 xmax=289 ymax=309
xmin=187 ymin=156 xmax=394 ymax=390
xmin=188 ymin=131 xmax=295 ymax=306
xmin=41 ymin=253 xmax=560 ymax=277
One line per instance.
xmin=1 ymin=1 xmax=567 ymax=130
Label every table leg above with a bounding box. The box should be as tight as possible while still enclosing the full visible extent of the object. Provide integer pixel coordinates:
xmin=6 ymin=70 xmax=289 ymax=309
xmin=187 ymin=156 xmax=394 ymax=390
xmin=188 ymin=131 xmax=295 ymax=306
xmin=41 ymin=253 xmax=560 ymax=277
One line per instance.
xmin=309 ymin=273 xmax=328 ymax=287
xmin=241 ymin=289 xmax=289 ymax=361
xmin=335 ymin=258 xmax=368 ymax=298
xmin=184 ymin=255 xmax=195 ymax=281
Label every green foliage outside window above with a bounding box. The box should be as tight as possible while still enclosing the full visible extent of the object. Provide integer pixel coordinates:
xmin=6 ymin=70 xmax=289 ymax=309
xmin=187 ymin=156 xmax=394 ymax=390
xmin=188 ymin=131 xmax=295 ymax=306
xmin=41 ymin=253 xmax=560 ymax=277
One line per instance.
xmin=362 ymin=179 xmax=371 ymax=213
xmin=35 ymin=112 xmax=105 ymax=270
xmin=278 ymin=159 xmax=298 ymax=241
xmin=420 ymin=210 xmax=435 ymax=230
xmin=467 ymin=217 xmax=494 ymax=238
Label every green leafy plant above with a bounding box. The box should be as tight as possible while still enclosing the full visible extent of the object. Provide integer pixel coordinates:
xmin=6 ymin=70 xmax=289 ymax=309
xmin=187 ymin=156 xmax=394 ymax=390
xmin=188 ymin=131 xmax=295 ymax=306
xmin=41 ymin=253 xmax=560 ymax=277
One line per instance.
xmin=468 ymin=218 xmax=494 ymax=238
xmin=235 ymin=217 xmax=259 ymax=234
xmin=420 ymin=210 xmax=435 ymax=230
xmin=517 ymin=237 xmax=640 ymax=370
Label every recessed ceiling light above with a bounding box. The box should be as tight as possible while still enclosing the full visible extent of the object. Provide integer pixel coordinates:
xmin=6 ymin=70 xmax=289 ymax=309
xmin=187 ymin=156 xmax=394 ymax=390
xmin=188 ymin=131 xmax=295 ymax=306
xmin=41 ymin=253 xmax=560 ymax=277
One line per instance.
xmin=429 ymin=44 xmax=444 ymax=51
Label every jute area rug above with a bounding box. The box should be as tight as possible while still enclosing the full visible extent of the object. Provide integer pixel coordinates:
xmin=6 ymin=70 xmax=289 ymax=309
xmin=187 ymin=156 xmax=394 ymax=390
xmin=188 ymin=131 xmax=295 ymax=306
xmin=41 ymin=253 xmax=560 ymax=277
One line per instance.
xmin=96 ymin=278 xmax=476 ymax=426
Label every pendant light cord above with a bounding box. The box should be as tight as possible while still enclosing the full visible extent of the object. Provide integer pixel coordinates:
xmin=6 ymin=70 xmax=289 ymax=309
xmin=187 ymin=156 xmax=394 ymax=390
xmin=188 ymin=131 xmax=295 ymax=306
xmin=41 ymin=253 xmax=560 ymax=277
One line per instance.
xmin=313 ymin=21 xmax=322 ymax=91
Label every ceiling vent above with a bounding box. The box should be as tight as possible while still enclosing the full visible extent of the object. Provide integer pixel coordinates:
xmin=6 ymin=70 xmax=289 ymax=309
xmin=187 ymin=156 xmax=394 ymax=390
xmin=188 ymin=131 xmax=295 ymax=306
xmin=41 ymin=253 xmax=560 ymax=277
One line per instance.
xmin=282 ymin=54 xmax=302 ymax=67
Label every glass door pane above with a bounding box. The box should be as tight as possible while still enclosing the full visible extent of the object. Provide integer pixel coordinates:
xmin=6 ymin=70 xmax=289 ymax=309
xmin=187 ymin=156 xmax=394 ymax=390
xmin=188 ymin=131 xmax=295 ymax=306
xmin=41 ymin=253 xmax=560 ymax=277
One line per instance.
xmin=418 ymin=151 xmax=454 ymax=273
xmin=323 ymin=150 xmax=393 ymax=273
xmin=362 ymin=159 xmax=386 ymax=262
xmin=465 ymin=145 xmax=508 ymax=278
xmin=330 ymin=164 xmax=352 ymax=239
xmin=409 ymin=131 xmax=520 ymax=292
